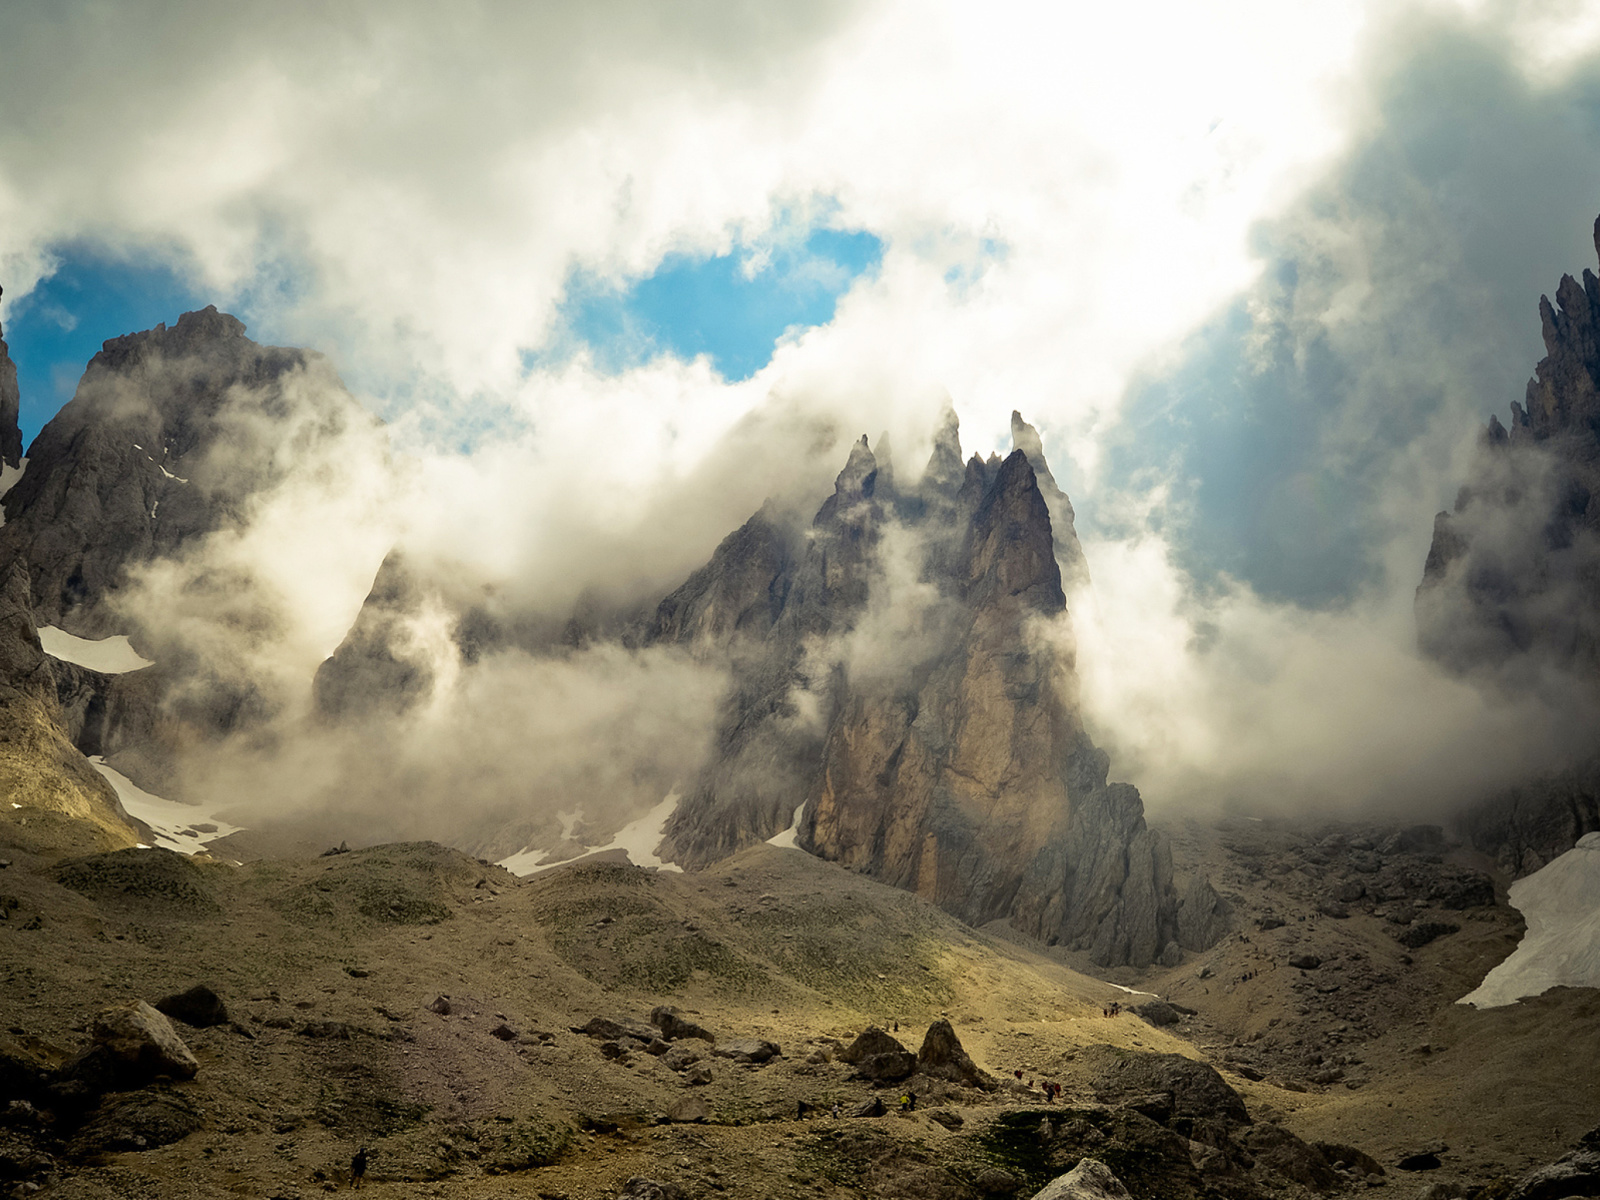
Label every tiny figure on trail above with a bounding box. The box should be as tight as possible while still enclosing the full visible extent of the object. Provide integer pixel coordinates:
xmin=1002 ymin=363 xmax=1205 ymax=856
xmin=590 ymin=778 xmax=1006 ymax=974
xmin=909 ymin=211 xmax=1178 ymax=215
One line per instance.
xmin=1014 ymin=1068 xmax=1024 ymax=1081
xmin=831 ymin=1100 xmax=841 ymax=1119
xmin=797 ymin=1099 xmax=809 ymax=1120
xmin=1043 ymin=1081 xmax=1054 ymax=1103
xmin=893 ymin=1020 xmax=899 ymax=1032
xmin=350 ymin=1147 xmax=368 ymax=1190
xmin=1109 ymin=1000 xmax=1121 ymax=1017
xmin=900 ymin=1091 xmax=916 ymax=1111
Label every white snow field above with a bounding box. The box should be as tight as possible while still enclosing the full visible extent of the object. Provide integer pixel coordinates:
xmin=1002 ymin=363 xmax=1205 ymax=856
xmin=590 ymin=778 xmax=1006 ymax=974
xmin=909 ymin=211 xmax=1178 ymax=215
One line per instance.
xmin=1461 ymin=832 xmax=1600 ymax=1008
xmin=499 ymin=792 xmax=684 ymax=876
xmin=89 ymin=757 xmax=240 ymax=855
xmin=38 ymin=626 xmax=152 ymax=673
xmin=765 ymin=802 xmax=807 ymax=849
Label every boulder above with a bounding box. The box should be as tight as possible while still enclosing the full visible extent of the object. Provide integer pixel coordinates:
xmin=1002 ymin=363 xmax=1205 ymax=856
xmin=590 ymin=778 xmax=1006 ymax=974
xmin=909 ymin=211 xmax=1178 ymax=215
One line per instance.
xmin=1315 ymin=1142 xmax=1386 ymax=1177
xmin=1082 ymin=1046 xmax=1249 ymax=1125
xmin=1288 ymin=954 xmax=1321 ymax=970
xmin=1507 ymin=1148 xmax=1600 ymax=1200
xmin=840 ymin=1026 xmax=907 ymax=1064
xmin=490 ymin=1023 xmax=517 ymax=1042
xmin=427 ymin=995 xmax=451 ymax=1015
xmin=661 ymin=1045 xmax=704 ymax=1072
xmin=1131 ymin=1001 xmax=1180 ymax=1028
xmin=916 ymin=1019 xmax=992 ymax=1088
xmin=154 ymin=985 xmax=228 ymax=1028
xmin=1240 ymin=1122 xmax=1340 ymax=1190
xmin=89 ymin=1000 xmax=198 ymax=1082
xmin=649 ymin=1006 xmax=716 ymax=1044
xmin=1030 ymin=1157 xmax=1132 ymax=1200
xmin=848 ymin=1096 xmax=886 ymax=1118
xmin=712 ymin=1039 xmax=780 ymax=1064
xmin=663 ymin=1096 xmax=708 ymax=1124
xmin=685 ymin=1065 xmax=713 ymax=1086
xmin=572 ymin=1016 xmax=658 ymax=1043
xmin=856 ymin=1050 xmax=917 ymax=1082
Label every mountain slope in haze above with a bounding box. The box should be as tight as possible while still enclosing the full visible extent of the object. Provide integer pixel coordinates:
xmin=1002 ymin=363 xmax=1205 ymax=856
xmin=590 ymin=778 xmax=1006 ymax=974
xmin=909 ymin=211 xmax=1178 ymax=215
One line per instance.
xmin=1418 ymin=215 xmax=1600 ymax=874
xmin=0 ymin=306 xmax=383 ymax=793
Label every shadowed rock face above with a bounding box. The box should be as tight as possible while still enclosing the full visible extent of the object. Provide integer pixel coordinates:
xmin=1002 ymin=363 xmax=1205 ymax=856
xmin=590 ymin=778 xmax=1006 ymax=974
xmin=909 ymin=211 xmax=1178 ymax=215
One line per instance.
xmin=1417 ymin=216 xmax=1600 ymax=678
xmin=0 ymin=306 xmax=368 ymax=637
xmin=1418 ymin=217 xmax=1600 ymax=871
xmin=652 ymin=413 xmax=1192 ymax=966
xmin=0 ymin=286 xmax=22 ymax=469
xmin=313 ymin=551 xmax=437 ymax=720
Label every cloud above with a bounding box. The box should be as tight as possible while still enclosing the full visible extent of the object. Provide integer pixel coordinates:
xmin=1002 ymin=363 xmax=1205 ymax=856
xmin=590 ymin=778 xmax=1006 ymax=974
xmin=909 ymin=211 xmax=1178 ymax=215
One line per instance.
xmin=8 ymin=0 xmax=1600 ymax=844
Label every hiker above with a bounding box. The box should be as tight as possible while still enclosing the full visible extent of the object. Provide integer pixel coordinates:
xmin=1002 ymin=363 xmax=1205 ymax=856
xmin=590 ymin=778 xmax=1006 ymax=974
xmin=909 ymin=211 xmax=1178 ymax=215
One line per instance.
xmin=900 ymin=1091 xmax=916 ymax=1111
xmin=797 ymin=1099 xmax=809 ymax=1120
xmin=831 ymin=1100 xmax=840 ymax=1119
xmin=350 ymin=1147 xmax=368 ymax=1190
xmin=893 ymin=1020 xmax=899 ymax=1032
xmin=1044 ymin=1081 xmax=1054 ymax=1103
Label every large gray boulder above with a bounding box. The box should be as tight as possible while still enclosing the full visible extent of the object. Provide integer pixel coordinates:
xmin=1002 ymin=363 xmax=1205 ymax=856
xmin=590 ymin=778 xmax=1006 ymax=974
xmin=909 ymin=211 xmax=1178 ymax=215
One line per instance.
xmin=89 ymin=1000 xmax=199 ymax=1082
xmin=1030 ymin=1157 xmax=1132 ymax=1200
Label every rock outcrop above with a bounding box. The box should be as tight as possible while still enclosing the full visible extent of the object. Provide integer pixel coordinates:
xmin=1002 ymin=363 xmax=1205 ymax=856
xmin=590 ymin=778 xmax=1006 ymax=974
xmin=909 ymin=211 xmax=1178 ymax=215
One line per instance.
xmin=652 ymin=410 xmax=1198 ymax=966
xmin=0 ymin=286 xmax=23 ymax=468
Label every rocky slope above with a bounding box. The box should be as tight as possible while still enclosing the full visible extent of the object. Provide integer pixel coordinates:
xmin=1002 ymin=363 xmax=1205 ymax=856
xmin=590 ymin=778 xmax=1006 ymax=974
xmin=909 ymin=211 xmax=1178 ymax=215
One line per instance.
xmin=0 ymin=562 xmax=141 ymax=854
xmin=1418 ymin=216 xmax=1600 ymax=872
xmin=0 ymin=805 xmax=1591 ymax=1200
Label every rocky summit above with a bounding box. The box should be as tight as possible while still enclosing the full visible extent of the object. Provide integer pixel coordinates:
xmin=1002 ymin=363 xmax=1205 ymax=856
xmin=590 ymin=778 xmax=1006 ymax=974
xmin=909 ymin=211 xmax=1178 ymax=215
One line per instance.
xmin=640 ymin=411 xmax=1202 ymax=968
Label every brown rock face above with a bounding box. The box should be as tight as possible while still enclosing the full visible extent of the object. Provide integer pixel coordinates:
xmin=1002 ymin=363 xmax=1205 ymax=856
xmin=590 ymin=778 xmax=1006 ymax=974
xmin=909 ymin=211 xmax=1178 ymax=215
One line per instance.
xmin=656 ymin=412 xmax=1196 ymax=966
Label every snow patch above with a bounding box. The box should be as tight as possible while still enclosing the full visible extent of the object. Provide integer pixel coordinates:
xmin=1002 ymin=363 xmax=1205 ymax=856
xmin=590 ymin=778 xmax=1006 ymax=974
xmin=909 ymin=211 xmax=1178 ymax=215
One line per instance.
xmin=500 ymin=793 xmax=684 ymax=876
xmin=38 ymin=627 xmax=152 ymax=673
xmin=89 ymin=757 xmax=241 ymax=855
xmin=1460 ymin=834 xmax=1600 ymax=1008
xmin=766 ymin=802 xmax=807 ymax=849
xmin=158 ymin=464 xmax=188 ymax=482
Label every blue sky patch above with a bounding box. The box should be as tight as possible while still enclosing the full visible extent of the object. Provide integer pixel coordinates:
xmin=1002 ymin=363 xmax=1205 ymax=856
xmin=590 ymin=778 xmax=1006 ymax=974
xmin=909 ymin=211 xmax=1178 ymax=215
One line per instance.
xmin=2 ymin=246 xmax=207 ymax=449
xmin=559 ymin=225 xmax=882 ymax=381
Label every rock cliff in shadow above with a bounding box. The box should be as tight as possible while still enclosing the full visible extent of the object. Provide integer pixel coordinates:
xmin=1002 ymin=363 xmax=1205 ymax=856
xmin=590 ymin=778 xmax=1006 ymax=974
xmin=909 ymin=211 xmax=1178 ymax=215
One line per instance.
xmin=1418 ymin=215 xmax=1600 ymax=871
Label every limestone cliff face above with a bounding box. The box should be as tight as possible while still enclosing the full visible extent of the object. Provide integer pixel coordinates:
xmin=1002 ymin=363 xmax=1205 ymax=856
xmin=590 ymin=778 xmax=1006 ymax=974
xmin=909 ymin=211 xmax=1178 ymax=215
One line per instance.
xmin=1417 ymin=217 xmax=1600 ymax=675
xmin=656 ymin=414 xmax=1196 ymax=966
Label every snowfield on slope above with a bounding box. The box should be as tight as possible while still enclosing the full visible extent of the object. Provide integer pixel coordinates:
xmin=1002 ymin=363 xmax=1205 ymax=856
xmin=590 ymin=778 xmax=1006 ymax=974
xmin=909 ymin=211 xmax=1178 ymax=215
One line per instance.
xmin=38 ymin=626 xmax=152 ymax=673
xmin=89 ymin=757 xmax=241 ymax=854
xmin=1461 ymin=832 xmax=1600 ymax=1008
xmin=499 ymin=792 xmax=683 ymax=876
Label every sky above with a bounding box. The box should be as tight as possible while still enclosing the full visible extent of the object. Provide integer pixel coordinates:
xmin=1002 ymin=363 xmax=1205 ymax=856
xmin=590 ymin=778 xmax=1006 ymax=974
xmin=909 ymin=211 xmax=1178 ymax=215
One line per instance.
xmin=4 ymin=0 xmax=1600 ymax=827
